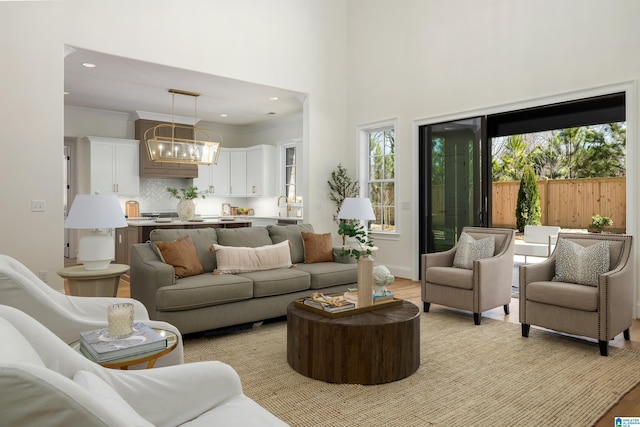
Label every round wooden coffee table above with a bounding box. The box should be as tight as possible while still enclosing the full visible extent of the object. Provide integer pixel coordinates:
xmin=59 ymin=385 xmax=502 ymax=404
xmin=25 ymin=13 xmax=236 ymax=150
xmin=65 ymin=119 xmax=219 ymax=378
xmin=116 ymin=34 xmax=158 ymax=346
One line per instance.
xmin=287 ymin=300 xmax=420 ymax=384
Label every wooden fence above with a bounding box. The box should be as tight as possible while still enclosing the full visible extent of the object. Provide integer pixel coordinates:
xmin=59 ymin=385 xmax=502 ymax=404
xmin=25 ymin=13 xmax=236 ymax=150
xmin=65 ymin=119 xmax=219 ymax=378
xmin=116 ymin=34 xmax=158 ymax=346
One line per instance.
xmin=492 ymin=177 xmax=626 ymax=230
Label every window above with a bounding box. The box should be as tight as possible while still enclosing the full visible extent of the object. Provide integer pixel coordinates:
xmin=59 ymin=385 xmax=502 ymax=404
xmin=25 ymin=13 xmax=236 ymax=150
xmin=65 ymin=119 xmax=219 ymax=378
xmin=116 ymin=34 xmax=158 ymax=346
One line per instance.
xmin=366 ymin=126 xmax=396 ymax=233
xmin=281 ymin=141 xmax=302 ymax=203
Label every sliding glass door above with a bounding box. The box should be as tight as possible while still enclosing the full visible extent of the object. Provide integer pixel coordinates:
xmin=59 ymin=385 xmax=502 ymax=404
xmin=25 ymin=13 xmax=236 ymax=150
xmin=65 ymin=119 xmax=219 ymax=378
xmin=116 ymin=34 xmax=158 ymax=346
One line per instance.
xmin=419 ymin=117 xmax=490 ymax=254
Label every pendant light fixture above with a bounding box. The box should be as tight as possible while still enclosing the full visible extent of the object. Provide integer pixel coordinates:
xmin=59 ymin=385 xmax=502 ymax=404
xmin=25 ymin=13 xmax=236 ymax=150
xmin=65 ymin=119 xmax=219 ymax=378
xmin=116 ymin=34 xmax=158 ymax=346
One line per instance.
xmin=145 ymin=89 xmax=222 ymax=165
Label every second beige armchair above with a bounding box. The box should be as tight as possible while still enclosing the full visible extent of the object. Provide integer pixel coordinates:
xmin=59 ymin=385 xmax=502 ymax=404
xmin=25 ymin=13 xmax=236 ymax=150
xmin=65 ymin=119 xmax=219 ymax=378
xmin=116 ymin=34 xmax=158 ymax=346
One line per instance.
xmin=421 ymin=227 xmax=516 ymax=325
xmin=519 ymin=232 xmax=633 ymax=356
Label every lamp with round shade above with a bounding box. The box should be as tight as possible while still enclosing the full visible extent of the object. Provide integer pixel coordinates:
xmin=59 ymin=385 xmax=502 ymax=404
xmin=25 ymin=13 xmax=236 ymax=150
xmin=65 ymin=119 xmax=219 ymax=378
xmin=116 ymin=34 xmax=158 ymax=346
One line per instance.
xmin=337 ymin=197 xmax=376 ymax=307
xmin=64 ymin=194 xmax=127 ymax=270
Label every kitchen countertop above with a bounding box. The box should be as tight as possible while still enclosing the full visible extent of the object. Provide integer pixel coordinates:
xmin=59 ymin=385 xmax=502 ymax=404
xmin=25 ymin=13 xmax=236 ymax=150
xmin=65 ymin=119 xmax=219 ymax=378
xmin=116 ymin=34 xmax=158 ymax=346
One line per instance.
xmin=126 ymin=216 xmax=303 ymax=226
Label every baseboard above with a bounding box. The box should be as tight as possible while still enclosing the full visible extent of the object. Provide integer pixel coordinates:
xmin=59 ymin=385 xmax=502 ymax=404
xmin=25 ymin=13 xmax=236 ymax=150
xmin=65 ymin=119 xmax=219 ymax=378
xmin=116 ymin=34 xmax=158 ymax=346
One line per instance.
xmin=384 ymin=265 xmax=416 ymax=281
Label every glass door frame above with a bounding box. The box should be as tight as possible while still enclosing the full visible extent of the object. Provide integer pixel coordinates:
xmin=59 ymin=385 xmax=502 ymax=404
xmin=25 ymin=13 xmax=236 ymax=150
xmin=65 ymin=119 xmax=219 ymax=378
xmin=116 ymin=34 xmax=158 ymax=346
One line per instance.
xmin=418 ymin=116 xmax=491 ymax=257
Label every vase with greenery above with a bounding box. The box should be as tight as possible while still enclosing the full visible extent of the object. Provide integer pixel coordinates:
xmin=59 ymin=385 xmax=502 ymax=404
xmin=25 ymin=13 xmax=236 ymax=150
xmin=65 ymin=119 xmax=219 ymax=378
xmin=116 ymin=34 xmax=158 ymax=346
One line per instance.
xmin=590 ymin=214 xmax=613 ymax=233
xmin=337 ymin=221 xmax=374 ymax=260
xmin=167 ymin=186 xmax=206 ymax=221
xmin=328 ymin=163 xmax=359 ymax=245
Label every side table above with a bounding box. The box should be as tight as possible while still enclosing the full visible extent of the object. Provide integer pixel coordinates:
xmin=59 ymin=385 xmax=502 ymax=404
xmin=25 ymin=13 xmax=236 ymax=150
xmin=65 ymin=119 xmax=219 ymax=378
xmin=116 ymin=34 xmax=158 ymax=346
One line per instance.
xmin=71 ymin=328 xmax=178 ymax=370
xmin=57 ymin=263 xmax=130 ymax=297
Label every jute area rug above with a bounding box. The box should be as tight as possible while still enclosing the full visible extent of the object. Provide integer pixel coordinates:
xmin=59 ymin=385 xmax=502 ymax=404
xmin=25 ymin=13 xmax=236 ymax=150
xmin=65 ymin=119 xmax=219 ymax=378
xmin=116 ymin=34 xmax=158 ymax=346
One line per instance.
xmin=183 ymin=307 xmax=640 ymax=426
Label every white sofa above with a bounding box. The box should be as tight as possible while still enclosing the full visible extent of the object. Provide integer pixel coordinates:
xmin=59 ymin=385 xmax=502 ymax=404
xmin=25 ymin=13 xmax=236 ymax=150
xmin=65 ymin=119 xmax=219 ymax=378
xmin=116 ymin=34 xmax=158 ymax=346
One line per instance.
xmin=514 ymin=225 xmax=561 ymax=262
xmin=0 ymin=305 xmax=288 ymax=426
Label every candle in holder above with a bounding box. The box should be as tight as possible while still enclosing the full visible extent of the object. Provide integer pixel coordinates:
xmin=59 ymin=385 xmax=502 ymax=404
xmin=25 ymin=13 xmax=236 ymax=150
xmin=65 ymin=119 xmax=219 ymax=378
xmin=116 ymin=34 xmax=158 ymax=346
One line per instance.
xmin=107 ymin=303 xmax=134 ymax=339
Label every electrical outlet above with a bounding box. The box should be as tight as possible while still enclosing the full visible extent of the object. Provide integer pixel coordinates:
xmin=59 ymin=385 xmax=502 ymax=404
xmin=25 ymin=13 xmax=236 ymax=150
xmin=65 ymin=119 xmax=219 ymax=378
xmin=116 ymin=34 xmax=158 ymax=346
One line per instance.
xmin=31 ymin=200 xmax=46 ymax=212
xmin=39 ymin=271 xmax=48 ymax=282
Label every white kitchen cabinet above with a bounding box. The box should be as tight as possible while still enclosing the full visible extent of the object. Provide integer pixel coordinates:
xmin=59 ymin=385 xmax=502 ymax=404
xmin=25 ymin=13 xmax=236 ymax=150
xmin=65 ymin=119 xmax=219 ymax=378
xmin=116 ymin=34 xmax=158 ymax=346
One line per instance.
xmin=246 ymin=145 xmax=276 ymax=197
xmin=196 ymin=145 xmax=276 ymax=198
xmin=194 ymin=149 xmax=230 ymax=196
xmin=229 ymin=150 xmax=247 ymax=196
xmin=87 ymin=137 xmax=139 ymax=196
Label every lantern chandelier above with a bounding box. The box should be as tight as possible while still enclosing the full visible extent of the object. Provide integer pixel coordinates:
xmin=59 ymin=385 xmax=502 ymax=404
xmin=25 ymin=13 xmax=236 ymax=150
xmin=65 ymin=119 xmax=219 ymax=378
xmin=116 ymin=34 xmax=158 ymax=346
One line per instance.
xmin=144 ymin=89 xmax=222 ymax=165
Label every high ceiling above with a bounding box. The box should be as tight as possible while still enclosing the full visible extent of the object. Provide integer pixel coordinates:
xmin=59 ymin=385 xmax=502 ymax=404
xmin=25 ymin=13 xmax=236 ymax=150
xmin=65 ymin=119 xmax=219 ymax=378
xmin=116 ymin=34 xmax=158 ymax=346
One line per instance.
xmin=64 ymin=46 xmax=304 ymax=127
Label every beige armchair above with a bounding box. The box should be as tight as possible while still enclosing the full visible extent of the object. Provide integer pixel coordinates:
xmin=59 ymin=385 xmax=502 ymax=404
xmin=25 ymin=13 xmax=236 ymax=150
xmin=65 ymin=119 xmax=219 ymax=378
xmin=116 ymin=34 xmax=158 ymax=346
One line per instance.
xmin=421 ymin=227 xmax=516 ymax=325
xmin=519 ymin=233 xmax=633 ymax=356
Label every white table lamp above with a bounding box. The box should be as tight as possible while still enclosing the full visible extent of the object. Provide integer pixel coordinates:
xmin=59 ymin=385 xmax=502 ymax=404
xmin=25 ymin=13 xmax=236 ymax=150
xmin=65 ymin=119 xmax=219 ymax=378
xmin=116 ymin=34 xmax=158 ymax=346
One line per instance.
xmin=64 ymin=194 xmax=127 ymax=270
xmin=338 ymin=197 xmax=376 ymax=307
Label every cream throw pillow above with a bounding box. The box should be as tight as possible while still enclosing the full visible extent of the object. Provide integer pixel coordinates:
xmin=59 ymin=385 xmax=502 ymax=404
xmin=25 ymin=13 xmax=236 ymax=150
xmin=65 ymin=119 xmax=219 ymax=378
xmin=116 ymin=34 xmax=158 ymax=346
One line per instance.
xmin=211 ymin=240 xmax=292 ymax=274
xmin=553 ymin=239 xmax=610 ymax=286
xmin=452 ymin=232 xmax=495 ymax=269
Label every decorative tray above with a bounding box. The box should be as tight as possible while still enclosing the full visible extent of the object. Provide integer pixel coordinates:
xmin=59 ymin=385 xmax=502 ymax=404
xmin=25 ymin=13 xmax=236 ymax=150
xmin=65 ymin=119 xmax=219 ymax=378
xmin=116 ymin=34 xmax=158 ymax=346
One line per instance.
xmin=294 ymin=296 xmax=403 ymax=318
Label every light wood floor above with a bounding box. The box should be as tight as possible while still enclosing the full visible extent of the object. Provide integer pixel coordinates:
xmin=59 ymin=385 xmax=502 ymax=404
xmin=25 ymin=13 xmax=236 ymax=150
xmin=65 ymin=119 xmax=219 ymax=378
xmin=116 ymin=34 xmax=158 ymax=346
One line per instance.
xmin=79 ymin=276 xmax=640 ymax=424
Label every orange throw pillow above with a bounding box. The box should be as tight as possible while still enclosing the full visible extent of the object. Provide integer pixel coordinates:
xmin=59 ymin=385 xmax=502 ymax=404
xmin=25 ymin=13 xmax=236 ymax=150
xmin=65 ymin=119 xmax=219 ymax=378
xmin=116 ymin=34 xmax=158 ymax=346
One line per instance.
xmin=154 ymin=235 xmax=204 ymax=279
xmin=301 ymin=232 xmax=334 ymax=264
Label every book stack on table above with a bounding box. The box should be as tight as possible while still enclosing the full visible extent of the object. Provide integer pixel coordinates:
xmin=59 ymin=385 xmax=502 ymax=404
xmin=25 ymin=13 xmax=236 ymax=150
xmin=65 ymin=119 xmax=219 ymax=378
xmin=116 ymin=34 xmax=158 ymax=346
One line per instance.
xmin=79 ymin=322 xmax=167 ymax=363
xmin=343 ymin=289 xmax=394 ymax=305
xmin=303 ymin=293 xmax=355 ymax=313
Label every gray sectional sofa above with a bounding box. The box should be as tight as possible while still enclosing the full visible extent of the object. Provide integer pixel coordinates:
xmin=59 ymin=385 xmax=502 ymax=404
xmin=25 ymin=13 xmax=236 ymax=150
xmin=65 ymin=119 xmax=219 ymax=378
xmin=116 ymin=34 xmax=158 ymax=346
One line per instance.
xmin=129 ymin=224 xmax=357 ymax=334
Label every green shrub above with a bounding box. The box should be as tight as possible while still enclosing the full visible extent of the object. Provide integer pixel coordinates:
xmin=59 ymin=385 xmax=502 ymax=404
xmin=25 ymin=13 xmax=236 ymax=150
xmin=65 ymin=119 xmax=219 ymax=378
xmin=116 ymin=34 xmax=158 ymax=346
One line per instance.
xmin=515 ymin=166 xmax=541 ymax=232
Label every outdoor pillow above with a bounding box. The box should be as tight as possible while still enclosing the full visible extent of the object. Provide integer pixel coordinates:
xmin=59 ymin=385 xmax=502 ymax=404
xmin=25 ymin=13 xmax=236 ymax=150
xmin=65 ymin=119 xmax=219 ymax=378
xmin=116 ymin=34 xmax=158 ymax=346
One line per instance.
xmin=452 ymin=232 xmax=495 ymax=269
xmin=301 ymin=232 xmax=334 ymax=263
xmin=154 ymin=235 xmax=204 ymax=279
xmin=211 ymin=240 xmax=292 ymax=274
xmin=553 ymin=239 xmax=610 ymax=286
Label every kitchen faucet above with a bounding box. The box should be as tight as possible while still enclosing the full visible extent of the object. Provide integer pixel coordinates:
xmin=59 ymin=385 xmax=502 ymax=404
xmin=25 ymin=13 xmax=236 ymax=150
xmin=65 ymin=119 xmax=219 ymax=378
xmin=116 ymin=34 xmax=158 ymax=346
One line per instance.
xmin=277 ymin=195 xmax=291 ymax=217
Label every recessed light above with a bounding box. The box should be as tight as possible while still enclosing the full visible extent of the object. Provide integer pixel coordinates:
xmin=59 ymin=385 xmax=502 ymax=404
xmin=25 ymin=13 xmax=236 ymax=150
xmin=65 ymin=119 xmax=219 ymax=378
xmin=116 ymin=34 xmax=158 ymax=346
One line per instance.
xmin=269 ymin=96 xmax=279 ymax=101
xmin=219 ymin=114 xmax=228 ymax=118
xmin=82 ymin=62 xmax=96 ymax=68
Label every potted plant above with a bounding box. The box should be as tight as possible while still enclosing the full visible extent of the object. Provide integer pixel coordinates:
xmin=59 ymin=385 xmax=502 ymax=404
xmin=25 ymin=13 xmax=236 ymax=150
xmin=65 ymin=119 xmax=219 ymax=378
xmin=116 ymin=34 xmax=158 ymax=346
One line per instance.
xmin=166 ymin=186 xmax=206 ymax=221
xmin=327 ymin=163 xmax=359 ymax=245
xmin=589 ymin=214 xmax=613 ymax=233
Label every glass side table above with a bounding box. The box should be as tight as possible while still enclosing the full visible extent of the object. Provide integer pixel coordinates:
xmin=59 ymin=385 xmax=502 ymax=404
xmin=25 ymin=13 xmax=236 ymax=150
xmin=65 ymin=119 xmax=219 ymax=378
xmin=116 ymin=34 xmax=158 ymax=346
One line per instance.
xmin=71 ymin=328 xmax=178 ymax=370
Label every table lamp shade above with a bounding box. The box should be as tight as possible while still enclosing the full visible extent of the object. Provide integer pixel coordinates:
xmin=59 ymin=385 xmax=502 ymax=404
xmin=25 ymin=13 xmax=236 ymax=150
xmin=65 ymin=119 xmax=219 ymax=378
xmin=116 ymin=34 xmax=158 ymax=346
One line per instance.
xmin=65 ymin=194 xmax=128 ymax=229
xmin=337 ymin=197 xmax=376 ymax=221
xmin=65 ymin=194 xmax=127 ymax=270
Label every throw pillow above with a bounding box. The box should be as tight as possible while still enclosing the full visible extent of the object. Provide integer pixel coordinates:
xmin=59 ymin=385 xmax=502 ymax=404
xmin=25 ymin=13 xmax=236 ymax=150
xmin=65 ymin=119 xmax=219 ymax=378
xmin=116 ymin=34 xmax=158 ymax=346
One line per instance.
xmin=211 ymin=240 xmax=292 ymax=274
xmin=267 ymin=224 xmax=315 ymax=263
xmin=553 ymin=239 xmax=610 ymax=286
xmin=301 ymin=232 xmax=334 ymax=263
xmin=154 ymin=235 xmax=204 ymax=279
xmin=452 ymin=232 xmax=495 ymax=269
xmin=73 ymin=370 xmax=152 ymax=427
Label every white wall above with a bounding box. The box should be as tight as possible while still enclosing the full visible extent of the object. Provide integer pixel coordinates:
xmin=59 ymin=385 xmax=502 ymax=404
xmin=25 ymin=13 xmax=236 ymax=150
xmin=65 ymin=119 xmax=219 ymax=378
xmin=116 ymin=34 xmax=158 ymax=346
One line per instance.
xmin=0 ymin=0 xmax=347 ymax=290
xmin=6 ymin=0 xmax=636 ymax=300
xmin=345 ymin=0 xmax=640 ymax=283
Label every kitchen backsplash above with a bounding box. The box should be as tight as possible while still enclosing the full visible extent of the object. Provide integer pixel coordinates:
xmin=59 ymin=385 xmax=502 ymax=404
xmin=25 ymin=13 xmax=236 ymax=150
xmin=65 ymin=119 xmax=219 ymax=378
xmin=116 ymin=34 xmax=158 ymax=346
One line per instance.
xmin=123 ymin=178 xmax=302 ymax=218
xmin=138 ymin=178 xmax=190 ymax=212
